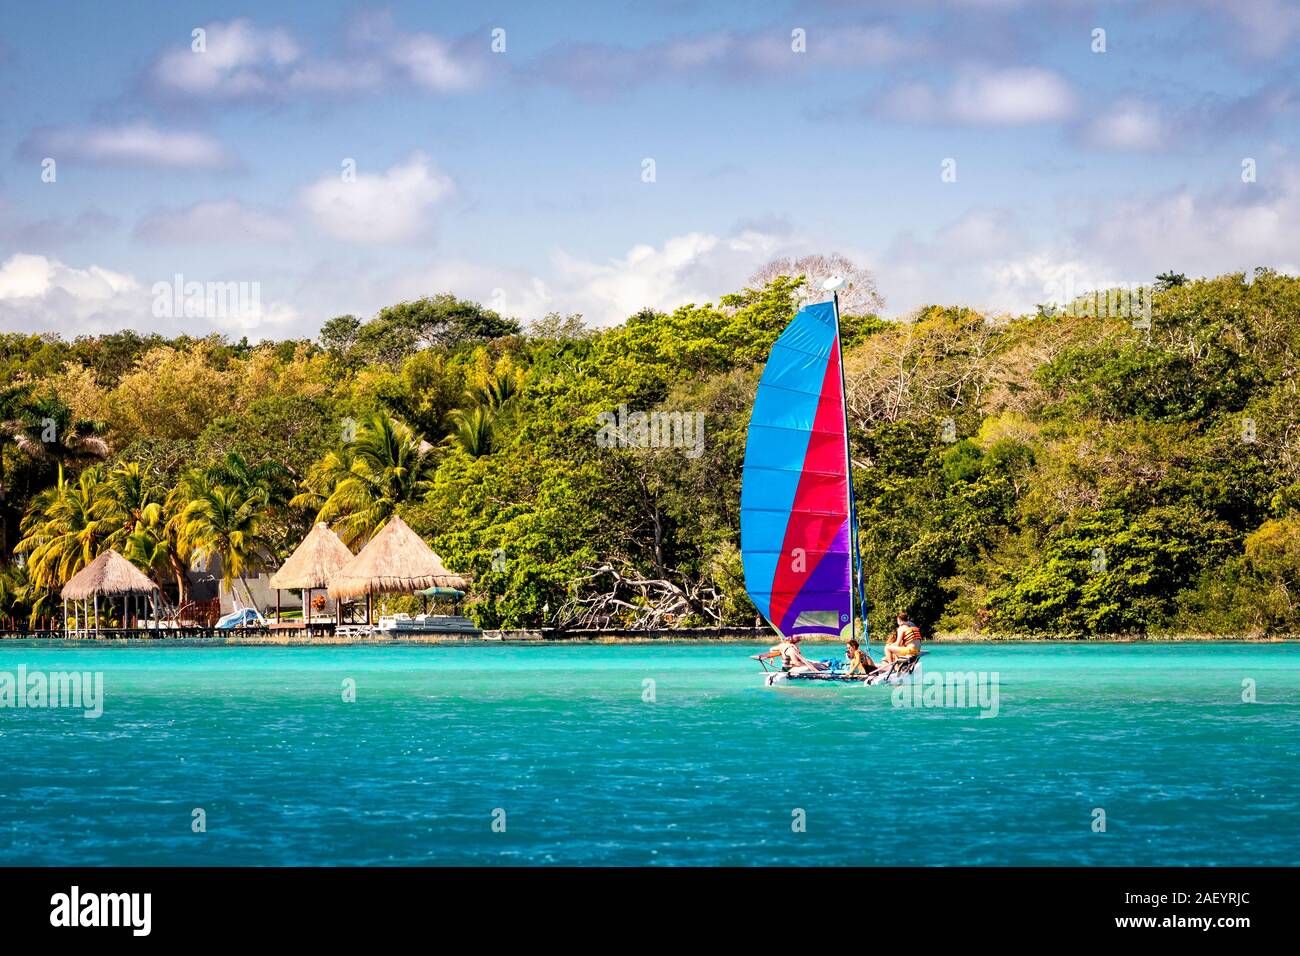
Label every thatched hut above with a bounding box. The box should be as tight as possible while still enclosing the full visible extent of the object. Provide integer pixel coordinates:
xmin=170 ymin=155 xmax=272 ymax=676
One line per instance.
xmin=267 ymin=523 xmax=353 ymax=627
xmin=328 ymin=515 xmax=468 ymax=624
xmin=60 ymin=549 xmax=160 ymax=635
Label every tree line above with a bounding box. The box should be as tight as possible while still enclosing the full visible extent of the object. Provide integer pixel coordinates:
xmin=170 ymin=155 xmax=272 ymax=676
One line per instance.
xmin=2 ymin=266 xmax=1299 ymax=636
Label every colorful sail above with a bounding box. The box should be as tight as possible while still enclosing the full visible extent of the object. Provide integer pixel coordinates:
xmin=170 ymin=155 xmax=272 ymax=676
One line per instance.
xmin=740 ymin=301 xmax=855 ymax=639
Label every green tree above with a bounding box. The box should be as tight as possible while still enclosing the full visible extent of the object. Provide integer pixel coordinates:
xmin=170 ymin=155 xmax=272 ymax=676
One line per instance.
xmin=176 ymin=473 xmax=271 ymax=605
xmin=14 ymin=465 xmax=104 ymax=592
xmin=296 ymin=414 xmax=436 ymax=545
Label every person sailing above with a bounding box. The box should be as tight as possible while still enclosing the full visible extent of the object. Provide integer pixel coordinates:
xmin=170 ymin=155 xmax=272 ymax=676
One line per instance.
xmin=881 ymin=611 xmax=922 ymax=666
xmin=757 ymin=634 xmax=827 ymax=674
xmin=844 ymin=637 xmax=875 ymax=676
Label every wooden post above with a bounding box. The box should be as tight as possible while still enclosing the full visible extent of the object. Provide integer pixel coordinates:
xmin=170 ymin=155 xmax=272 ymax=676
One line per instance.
xmin=93 ymin=593 xmax=99 ymax=636
xmin=305 ymin=588 xmax=311 ymax=630
xmin=63 ymin=598 xmax=68 ymax=636
xmin=276 ymin=588 xmax=282 ymax=625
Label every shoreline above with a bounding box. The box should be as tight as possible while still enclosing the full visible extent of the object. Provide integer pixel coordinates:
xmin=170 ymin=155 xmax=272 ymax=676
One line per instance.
xmin=0 ymin=627 xmax=1295 ymax=646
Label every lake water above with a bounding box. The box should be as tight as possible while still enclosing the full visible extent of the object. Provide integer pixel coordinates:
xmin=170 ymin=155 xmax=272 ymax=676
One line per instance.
xmin=1 ymin=641 xmax=1296 ymax=866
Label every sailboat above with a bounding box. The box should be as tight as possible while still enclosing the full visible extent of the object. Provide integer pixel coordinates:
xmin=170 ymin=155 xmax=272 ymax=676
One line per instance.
xmin=739 ymin=278 xmax=915 ymax=686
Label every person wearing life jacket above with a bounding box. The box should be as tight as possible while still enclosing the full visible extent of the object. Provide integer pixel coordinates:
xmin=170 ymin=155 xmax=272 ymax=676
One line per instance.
xmin=882 ymin=611 xmax=922 ymax=665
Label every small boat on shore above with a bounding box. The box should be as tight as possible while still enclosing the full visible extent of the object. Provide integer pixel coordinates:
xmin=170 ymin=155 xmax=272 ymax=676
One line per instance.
xmin=376 ymin=612 xmax=481 ymax=636
xmin=215 ymin=606 xmax=268 ymax=630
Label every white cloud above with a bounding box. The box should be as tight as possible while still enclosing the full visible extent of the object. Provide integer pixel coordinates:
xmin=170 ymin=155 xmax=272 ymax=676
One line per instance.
xmin=133 ymin=199 xmax=293 ymax=244
xmin=300 ymin=153 xmax=455 ymax=243
xmin=19 ymin=123 xmax=234 ymax=170
xmin=0 ymin=205 xmax=119 ymax=247
xmin=288 ymin=227 xmax=816 ymax=332
xmin=880 ymin=66 xmax=1077 ymax=125
xmin=0 ymin=253 xmax=299 ymax=338
xmin=952 ymin=68 xmax=1077 ymax=124
xmin=13 ymin=169 xmax=1299 ymax=341
xmin=535 ymin=228 xmax=814 ymax=325
xmin=0 ymin=253 xmax=137 ymax=301
xmin=146 ymin=17 xmax=483 ymax=101
xmin=148 ymin=19 xmax=301 ymax=98
xmin=0 ymin=253 xmax=146 ymax=335
xmin=717 ymin=24 xmax=923 ymax=72
xmin=876 ymin=165 xmax=1300 ymax=316
xmin=205 ymin=297 xmax=301 ymax=333
xmin=548 ymin=229 xmax=807 ymax=324
xmin=1192 ymin=0 xmax=1300 ymax=59
xmin=1072 ymin=171 xmax=1300 ymax=277
xmin=530 ymin=23 xmax=920 ymax=89
xmin=1079 ymin=99 xmax=1168 ymax=151
xmin=375 ymin=258 xmax=558 ymax=322
xmin=387 ymin=35 xmax=481 ymax=92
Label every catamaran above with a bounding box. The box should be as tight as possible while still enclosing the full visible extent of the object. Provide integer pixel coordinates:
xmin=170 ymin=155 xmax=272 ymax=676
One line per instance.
xmin=740 ymin=278 xmax=919 ymax=687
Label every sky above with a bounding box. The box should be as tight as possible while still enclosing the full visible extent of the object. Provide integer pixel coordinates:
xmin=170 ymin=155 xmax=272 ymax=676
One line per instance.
xmin=0 ymin=0 xmax=1298 ymax=340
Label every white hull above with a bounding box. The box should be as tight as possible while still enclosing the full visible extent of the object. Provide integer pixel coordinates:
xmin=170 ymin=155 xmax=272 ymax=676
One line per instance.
xmin=764 ymin=664 xmax=922 ymax=687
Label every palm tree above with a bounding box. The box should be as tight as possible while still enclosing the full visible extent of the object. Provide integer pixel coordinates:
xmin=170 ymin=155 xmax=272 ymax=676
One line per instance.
xmin=123 ymin=518 xmax=190 ymax=606
xmin=297 ymin=414 xmax=435 ymax=546
xmin=13 ymin=465 xmax=104 ymax=592
xmin=175 ymin=473 xmax=271 ymax=607
xmin=446 ymin=405 xmax=495 ymax=457
xmin=0 ymin=560 xmax=29 ymax=626
xmin=94 ymin=462 xmax=165 ymax=548
xmin=6 ymin=392 xmax=109 ymax=468
xmin=444 ymin=371 xmax=519 ymax=458
xmin=291 ymin=444 xmax=357 ymax=517
xmin=0 ymin=383 xmax=33 ymax=556
xmin=204 ymin=452 xmax=290 ymax=504
xmin=1 ymin=389 xmax=108 ymax=560
xmin=91 ymin=461 xmax=191 ymax=601
xmin=468 ymin=371 xmax=519 ymax=411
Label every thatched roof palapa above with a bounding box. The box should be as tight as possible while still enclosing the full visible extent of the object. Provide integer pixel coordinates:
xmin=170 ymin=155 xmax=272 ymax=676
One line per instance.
xmin=61 ymin=550 xmax=157 ymax=600
xmin=268 ymin=523 xmax=354 ymax=590
xmin=328 ymin=515 xmax=468 ymax=600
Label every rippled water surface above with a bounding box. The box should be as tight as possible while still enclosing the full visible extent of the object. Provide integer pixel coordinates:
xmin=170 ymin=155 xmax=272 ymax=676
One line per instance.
xmin=1 ymin=641 xmax=1296 ymax=865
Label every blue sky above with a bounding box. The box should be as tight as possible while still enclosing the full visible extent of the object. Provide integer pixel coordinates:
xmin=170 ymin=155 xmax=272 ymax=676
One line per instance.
xmin=1 ymin=0 xmax=1298 ymax=339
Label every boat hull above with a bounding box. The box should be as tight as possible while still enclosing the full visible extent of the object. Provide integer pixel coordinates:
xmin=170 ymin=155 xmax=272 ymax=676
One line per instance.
xmin=764 ymin=657 xmax=923 ymax=687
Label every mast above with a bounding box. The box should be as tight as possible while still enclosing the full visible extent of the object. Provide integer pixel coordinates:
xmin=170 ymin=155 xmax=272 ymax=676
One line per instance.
xmin=830 ymin=286 xmax=869 ymax=650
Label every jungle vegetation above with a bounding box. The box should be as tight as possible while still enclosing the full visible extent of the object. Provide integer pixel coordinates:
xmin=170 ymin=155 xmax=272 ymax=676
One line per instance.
xmin=3 ymin=267 xmax=1299 ymax=637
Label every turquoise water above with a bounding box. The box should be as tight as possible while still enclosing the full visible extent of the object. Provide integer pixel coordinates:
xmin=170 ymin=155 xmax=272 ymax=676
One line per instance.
xmin=0 ymin=641 xmax=1297 ymax=866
